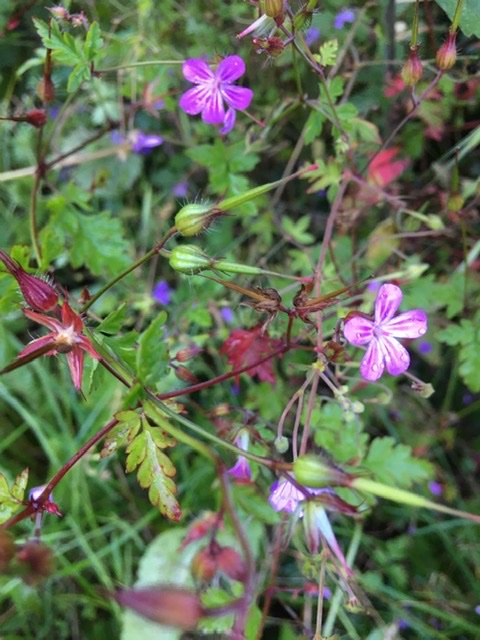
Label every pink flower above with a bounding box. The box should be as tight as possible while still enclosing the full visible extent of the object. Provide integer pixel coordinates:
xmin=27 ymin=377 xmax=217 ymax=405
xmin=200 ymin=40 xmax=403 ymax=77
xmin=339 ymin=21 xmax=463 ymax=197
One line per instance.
xmin=343 ymin=283 xmax=428 ymax=382
xmin=17 ymin=302 xmax=101 ymax=390
xmin=368 ymin=148 xmax=409 ymax=188
xmin=179 ymin=56 xmax=253 ymax=135
xmin=227 ymin=430 xmax=252 ymax=483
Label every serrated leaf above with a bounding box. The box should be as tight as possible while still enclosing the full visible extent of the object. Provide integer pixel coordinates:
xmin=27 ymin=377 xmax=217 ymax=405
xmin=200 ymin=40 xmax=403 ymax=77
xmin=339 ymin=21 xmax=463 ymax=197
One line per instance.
xmin=363 ymin=437 xmax=433 ymax=488
xmin=0 ymin=469 xmax=29 ymax=523
xmin=304 ymin=110 xmax=325 ymax=145
xmin=143 ymin=403 xmax=177 ymax=448
xmin=281 ymin=215 xmax=314 ymax=245
xmin=437 ymin=320 xmax=474 ymax=346
xmin=84 ymin=22 xmax=104 ymax=61
xmin=101 ymin=411 xmax=142 ymax=458
xmin=61 ymin=210 xmax=131 ymax=276
xmin=136 ymin=312 xmax=169 ymax=386
xmin=137 ymin=430 xmax=181 ymax=520
xmin=97 ymin=304 xmax=128 ymax=335
xmin=126 ymin=431 xmax=148 ymax=472
xmin=316 ymin=39 xmax=338 ymax=67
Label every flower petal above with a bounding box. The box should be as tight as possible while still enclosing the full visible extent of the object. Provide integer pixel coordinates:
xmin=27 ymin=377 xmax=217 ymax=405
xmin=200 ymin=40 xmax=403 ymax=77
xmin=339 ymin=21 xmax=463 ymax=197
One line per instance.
xmin=382 ymin=309 xmax=428 ymax=339
xmin=221 ymin=85 xmax=253 ymax=111
xmin=343 ymin=315 xmax=374 ymax=345
xmin=216 ymin=55 xmax=246 ymax=83
xmin=66 ymin=348 xmax=84 ymax=390
xmin=359 ymin=338 xmax=385 ymax=381
xmin=23 ymin=308 xmax=63 ymax=332
xmin=201 ymin=92 xmax=225 ymax=125
xmin=374 ymin=283 xmax=402 ymax=324
xmin=182 ymin=59 xmax=214 ymax=84
xmin=179 ymin=85 xmax=210 ymax=115
xmin=381 ymin=335 xmax=410 ymax=375
xmin=76 ymin=335 xmax=102 ymax=360
xmin=219 ymin=107 xmax=236 ymax=135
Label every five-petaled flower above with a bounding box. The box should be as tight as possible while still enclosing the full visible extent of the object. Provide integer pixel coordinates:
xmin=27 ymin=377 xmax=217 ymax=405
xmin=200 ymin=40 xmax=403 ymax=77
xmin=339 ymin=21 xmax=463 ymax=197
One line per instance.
xmin=18 ymin=302 xmax=101 ymax=390
xmin=179 ymin=56 xmax=253 ymax=135
xmin=343 ymin=283 xmax=428 ymax=382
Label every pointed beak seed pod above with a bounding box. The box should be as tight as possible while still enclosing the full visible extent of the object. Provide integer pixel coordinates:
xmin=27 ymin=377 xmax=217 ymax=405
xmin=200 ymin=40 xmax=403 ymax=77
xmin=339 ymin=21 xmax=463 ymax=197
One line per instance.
xmin=436 ymin=31 xmax=457 ymax=70
xmin=401 ymin=46 xmax=423 ymax=86
xmin=174 ymin=203 xmax=220 ymax=236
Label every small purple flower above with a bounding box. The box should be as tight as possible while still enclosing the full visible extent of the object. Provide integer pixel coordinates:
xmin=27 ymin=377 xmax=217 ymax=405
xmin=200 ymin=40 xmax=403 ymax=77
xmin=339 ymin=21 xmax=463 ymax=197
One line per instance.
xmin=172 ymin=181 xmax=188 ymax=198
xmin=179 ymin=56 xmax=253 ymax=135
xmin=334 ymin=9 xmax=355 ymax=29
xmin=227 ymin=430 xmax=252 ymax=482
xmin=130 ymin=130 xmax=163 ymax=154
xmin=220 ymin=307 xmax=234 ymax=324
xmin=428 ymin=481 xmax=443 ymax=496
xmin=418 ymin=340 xmax=432 ymax=354
xmin=112 ymin=130 xmax=163 ymax=155
xmin=153 ymin=280 xmax=172 ymax=305
xmin=475 ymin=605 xmax=480 ymax=615
xmin=305 ymin=26 xmax=321 ymax=47
xmin=343 ymin=283 xmax=428 ymax=382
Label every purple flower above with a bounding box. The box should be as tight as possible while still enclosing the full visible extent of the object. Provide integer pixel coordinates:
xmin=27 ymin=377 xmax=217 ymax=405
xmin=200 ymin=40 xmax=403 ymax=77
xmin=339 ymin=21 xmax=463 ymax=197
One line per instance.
xmin=220 ymin=307 xmax=234 ymax=324
xmin=305 ymin=26 xmax=321 ymax=47
xmin=334 ymin=9 xmax=355 ymax=29
xmin=343 ymin=283 xmax=428 ymax=382
xmin=227 ymin=430 xmax=252 ymax=482
xmin=418 ymin=340 xmax=432 ymax=354
xmin=153 ymin=280 xmax=172 ymax=305
xmin=179 ymin=56 xmax=253 ymax=135
xmin=112 ymin=130 xmax=163 ymax=155
xmin=428 ymin=481 xmax=443 ymax=496
xmin=172 ymin=181 xmax=188 ymax=198
xmin=130 ymin=130 xmax=163 ymax=154
xmin=269 ymin=478 xmax=309 ymax=513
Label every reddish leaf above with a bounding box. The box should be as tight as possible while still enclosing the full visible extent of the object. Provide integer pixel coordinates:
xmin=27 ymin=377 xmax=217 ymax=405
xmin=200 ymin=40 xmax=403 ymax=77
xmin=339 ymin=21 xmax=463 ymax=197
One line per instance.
xmin=220 ymin=325 xmax=282 ymax=384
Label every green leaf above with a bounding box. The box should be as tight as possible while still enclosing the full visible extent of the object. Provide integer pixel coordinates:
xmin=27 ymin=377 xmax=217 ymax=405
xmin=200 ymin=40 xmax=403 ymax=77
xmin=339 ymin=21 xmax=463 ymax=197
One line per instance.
xmin=437 ymin=319 xmax=474 ymax=346
xmin=434 ymin=0 xmax=480 ymax=37
xmin=100 ymin=410 xmax=142 ymax=458
xmin=312 ymin=403 xmax=368 ymax=463
xmin=363 ymin=437 xmax=433 ymax=489
xmin=315 ymin=39 xmax=338 ymax=66
xmin=438 ymin=315 xmax=480 ymax=391
xmin=125 ymin=420 xmax=181 ymax=520
xmin=137 ymin=429 xmax=181 ymax=520
xmin=304 ymin=110 xmax=325 ymax=145
xmin=84 ymin=22 xmax=104 ymax=61
xmin=61 ymin=210 xmax=132 ymax=276
xmin=97 ymin=304 xmax=128 ymax=335
xmin=136 ymin=312 xmax=169 ymax=387
xmin=0 ymin=468 xmax=29 ymax=523
xmin=281 ymin=215 xmax=314 ymax=245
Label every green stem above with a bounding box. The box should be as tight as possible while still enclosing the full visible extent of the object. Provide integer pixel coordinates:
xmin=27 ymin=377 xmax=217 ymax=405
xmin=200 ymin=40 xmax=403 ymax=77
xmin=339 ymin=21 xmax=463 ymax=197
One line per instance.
xmin=451 ymin=0 xmax=464 ymax=32
xmin=97 ymin=60 xmax=184 ymax=73
xmin=352 ymin=477 xmax=480 ymax=524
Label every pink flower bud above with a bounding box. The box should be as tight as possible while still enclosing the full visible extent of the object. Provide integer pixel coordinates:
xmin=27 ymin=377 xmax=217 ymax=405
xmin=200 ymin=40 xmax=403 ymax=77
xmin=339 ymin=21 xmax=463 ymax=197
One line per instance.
xmin=401 ymin=46 xmax=423 ymax=86
xmin=436 ymin=32 xmax=457 ymax=71
xmin=0 ymin=250 xmax=59 ymax=311
xmin=25 ymin=109 xmax=47 ymax=128
xmin=16 ymin=541 xmax=55 ymax=584
xmin=115 ymin=587 xmax=204 ymax=629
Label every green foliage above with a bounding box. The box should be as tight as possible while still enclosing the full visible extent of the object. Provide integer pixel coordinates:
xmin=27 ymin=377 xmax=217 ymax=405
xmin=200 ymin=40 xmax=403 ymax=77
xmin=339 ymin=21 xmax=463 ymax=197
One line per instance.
xmin=315 ymin=39 xmax=338 ymax=67
xmin=437 ymin=313 xmax=480 ymax=391
xmin=33 ymin=19 xmax=104 ymax=91
xmin=434 ymin=0 xmax=480 ymax=37
xmin=363 ymin=437 xmax=434 ymax=489
xmin=0 ymin=468 xmax=28 ymax=523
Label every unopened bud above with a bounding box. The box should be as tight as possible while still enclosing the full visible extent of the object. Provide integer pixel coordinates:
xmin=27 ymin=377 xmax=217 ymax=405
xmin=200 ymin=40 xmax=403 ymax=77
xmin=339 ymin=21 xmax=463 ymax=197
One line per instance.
xmin=401 ymin=46 xmax=423 ymax=86
xmin=436 ymin=32 xmax=457 ymax=70
xmin=274 ymin=435 xmax=289 ymax=453
xmin=0 ymin=250 xmax=59 ymax=312
xmin=16 ymin=541 xmax=55 ymax=584
xmin=174 ymin=365 xmax=199 ymax=384
xmin=175 ymin=346 xmax=202 ymax=362
xmin=264 ymin=0 xmax=285 ymax=19
xmin=216 ymin=546 xmax=247 ymax=582
xmin=25 ymin=109 xmax=47 ymax=128
xmin=36 ymin=76 xmax=55 ymax=103
xmin=49 ymin=6 xmax=70 ymax=19
xmin=169 ymin=244 xmax=213 ymax=274
xmin=115 ymin=587 xmax=203 ymax=630
xmin=293 ymin=454 xmax=351 ymax=488
xmin=174 ymin=203 xmax=219 ymax=236
xmin=191 ymin=544 xmax=220 ymax=582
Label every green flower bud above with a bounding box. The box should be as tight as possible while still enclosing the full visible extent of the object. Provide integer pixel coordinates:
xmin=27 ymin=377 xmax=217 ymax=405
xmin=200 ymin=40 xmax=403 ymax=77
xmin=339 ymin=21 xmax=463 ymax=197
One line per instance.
xmin=293 ymin=454 xmax=350 ymax=488
xmin=174 ymin=203 xmax=219 ymax=236
xmin=169 ymin=245 xmax=214 ymax=274
xmin=264 ymin=0 xmax=285 ymax=18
